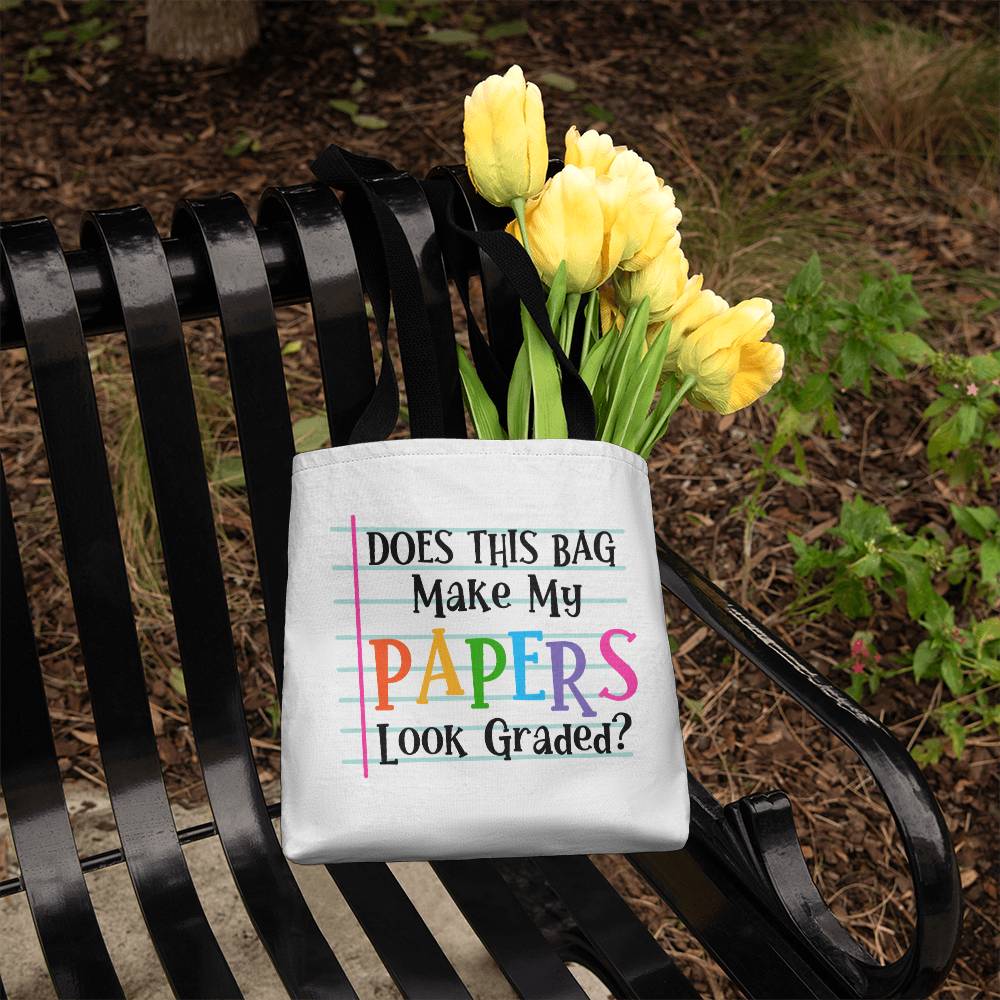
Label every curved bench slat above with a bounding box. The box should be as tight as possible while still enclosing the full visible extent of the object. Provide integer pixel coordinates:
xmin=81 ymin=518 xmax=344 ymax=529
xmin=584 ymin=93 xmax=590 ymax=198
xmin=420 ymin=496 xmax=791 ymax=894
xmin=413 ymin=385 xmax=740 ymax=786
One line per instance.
xmin=0 ymin=468 xmax=124 ymax=1000
xmin=259 ymin=184 xmax=376 ymax=447
xmin=433 ymin=860 xmax=588 ymax=1000
xmin=84 ymin=203 xmax=356 ymax=999
xmin=0 ymin=218 xmax=240 ymax=1000
xmin=532 ymin=855 xmax=699 ymax=999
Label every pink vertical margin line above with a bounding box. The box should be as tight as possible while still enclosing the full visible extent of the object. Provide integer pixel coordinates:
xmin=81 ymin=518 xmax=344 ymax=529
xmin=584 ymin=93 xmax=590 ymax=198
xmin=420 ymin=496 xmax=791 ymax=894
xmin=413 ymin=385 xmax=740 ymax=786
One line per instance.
xmin=349 ymin=514 xmax=369 ymax=777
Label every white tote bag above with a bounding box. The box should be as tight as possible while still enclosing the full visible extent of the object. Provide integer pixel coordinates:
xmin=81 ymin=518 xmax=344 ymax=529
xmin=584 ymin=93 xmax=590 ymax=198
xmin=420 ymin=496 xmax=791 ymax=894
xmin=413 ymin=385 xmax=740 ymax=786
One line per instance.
xmin=281 ymin=437 xmax=688 ymax=863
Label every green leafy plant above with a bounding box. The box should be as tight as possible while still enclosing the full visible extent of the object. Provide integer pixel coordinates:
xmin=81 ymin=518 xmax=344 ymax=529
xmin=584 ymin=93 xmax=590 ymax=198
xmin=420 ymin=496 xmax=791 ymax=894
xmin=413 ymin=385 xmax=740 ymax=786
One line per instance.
xmin=771 ymin=254 xmax=930 ymax=429
xmin=950 ymin=504 xmax=1000 ymax=603
xmin=790 ymin=495 xmax=1000 ymax=761
xmin=923 ymin=352 xmax=1000 ymax=489
xmin=737 ymin=255 xmax=931 ymax=520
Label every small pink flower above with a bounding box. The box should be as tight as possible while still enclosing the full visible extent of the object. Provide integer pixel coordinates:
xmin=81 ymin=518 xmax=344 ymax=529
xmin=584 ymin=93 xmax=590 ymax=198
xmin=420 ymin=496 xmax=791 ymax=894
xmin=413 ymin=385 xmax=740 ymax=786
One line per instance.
xmin=874 ymin=653 xmax=882 ymax=663
xmin=966 ymin=383 xmax=979 ymax=397
xmin=852 ymin=661 xmax=865 ymax=674
xmin=851 ymin=638 xmax=866 ymax=656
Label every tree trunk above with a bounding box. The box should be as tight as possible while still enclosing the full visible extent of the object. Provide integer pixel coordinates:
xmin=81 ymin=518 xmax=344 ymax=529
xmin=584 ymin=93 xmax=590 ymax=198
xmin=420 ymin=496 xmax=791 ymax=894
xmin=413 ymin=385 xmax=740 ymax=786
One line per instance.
xmin=146 ymin=0 xmax=260 ymax=64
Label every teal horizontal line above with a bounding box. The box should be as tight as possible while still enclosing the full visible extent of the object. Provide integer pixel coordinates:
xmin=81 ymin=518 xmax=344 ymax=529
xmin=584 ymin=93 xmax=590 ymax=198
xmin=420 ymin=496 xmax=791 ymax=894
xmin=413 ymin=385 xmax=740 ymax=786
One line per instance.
xmin=342 ymin=752 xmax=633 ymax=764
xmin=333 ymin=597 xmax=628 ymax=606
xmin=341 ymin=721 xmax=619 ymax=733
xmin=330 ymin=527 xmax=626 ymax=534
xmin=338 ymin=693 xmax=607 ymax=704
xmin=330 ymin=564 xmax=625 ymax=571
xmin=335 ymin=663 xmax=612 ymax=673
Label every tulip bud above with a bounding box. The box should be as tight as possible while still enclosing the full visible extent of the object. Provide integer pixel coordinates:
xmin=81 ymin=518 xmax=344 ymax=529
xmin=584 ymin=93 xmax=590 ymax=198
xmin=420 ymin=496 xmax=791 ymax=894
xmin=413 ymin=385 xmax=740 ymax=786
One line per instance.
xmin=506 ymin=165 xmax=628 ymax=293
xmin=565 ymin=125 xmax=619 ymax=174
xmin=464 ymin=65 xmax=548 ymax=207
xmin=676 ymin=298 xmax=784 ymax=414
xmin=614 ymin=233 xmax=687 ymax=322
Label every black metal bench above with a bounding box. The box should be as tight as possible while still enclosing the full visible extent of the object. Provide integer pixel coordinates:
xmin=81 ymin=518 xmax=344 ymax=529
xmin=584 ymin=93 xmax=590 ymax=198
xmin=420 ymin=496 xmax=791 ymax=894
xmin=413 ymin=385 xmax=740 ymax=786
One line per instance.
xmin=0 ymin=162 xmax=962 ymax=999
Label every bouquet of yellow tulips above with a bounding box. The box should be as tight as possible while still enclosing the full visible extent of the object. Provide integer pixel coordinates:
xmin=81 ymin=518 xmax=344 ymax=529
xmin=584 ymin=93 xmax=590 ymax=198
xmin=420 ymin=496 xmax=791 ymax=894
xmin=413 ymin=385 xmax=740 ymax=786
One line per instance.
xmin=458 ymin=65 xmax=785 ymax=458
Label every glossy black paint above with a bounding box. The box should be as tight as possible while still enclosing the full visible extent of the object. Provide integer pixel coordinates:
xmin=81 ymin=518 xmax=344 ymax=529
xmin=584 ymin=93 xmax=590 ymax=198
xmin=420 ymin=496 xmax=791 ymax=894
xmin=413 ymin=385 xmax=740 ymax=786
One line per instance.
xmin=644 ymin=546 xmax=963 ymax=999
xmin=1 ymin=217 xmax=239 ymax=999
xmin=80 ymin=204 xmax=353 ymax=999
xmin=0 ymin=164 xmax=962 ymax=1000
xmin=0 ymin=225 xmax=305 ymax=346
xmin=1 ymin=467 xmax=124 ymax=999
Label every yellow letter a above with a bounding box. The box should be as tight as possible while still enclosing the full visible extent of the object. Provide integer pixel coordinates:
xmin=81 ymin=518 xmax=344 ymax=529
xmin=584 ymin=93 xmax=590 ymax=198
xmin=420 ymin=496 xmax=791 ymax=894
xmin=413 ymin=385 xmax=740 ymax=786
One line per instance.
xmin=417 ymin=628 xmax=466 ymax=703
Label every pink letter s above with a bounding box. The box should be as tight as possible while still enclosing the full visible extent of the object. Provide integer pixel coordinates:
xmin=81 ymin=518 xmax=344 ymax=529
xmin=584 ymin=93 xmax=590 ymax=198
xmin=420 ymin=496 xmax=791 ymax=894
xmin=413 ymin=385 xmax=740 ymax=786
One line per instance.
xmin=598 ymin=628 xmax=638 ymax=701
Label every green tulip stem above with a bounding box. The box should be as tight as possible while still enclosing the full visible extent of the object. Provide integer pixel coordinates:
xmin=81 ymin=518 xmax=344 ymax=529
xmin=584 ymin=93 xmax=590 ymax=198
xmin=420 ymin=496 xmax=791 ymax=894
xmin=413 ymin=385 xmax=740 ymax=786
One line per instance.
xmin=653 ymin=374 xmax=697 ymax=435
xmin=561 ymin=293 xmax=581 ymax=354
xmin=620 ymin=303 xmax=640 ymax=341
xmin=580 ymin=288 xmax=599 ymax=365
xmin=510 ymin=197 xmax=531 ymax=256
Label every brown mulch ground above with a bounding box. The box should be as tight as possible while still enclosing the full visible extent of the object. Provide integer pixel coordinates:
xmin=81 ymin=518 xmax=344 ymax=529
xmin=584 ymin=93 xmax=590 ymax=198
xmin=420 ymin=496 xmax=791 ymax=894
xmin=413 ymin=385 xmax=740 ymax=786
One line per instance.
xmin=1 ymin=1 xmax=998 ymax=996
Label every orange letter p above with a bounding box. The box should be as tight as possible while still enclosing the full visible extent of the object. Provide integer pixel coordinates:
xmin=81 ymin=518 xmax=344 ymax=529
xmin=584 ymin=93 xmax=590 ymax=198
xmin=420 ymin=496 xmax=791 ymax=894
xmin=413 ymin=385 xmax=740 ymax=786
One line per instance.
xmin=369 ymin=638 xmax=411 ymax=711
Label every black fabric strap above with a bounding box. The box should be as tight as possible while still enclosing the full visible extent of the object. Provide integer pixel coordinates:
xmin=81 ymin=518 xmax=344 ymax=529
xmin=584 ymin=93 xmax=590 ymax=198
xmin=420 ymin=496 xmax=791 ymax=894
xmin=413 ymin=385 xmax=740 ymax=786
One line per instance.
xmin=435 ymin=183 xmax=596 ymax=440
xmin=449 ymin=252 xmax=512 ymax=425
xmin=312 ymin=144 xmax=596 ymax=442
xmin=469 ymin=228 xmax=596 ymax=439
xmin=311 ymin=145 xmax=445 ymax=440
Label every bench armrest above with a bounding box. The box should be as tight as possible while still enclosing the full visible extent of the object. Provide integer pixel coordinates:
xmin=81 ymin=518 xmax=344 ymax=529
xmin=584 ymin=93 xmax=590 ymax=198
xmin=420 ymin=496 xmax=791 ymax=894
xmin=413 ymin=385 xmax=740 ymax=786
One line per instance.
xmin=658 ymin=541 xmax=962 ymax=998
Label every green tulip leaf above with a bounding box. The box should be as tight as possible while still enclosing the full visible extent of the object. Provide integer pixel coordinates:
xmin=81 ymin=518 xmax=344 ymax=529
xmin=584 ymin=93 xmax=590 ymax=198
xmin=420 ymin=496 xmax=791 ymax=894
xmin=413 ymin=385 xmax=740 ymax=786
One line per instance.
xmin=579 ymin=331 xmax=615 ymax=393
xmin=546 ymin=261 xmax=568 ymax=331
xmin=601 ymin=296 xmax=650 ymax=441
xmin=614 ymin=320 xmax=674 ymax=450
xmin=522 ymin=303 xmax=567 ymax=438
xmin=456 ymin=345 xmax=506 ymax=440
xmin=506 ymin=343 xmax=531 ymax=439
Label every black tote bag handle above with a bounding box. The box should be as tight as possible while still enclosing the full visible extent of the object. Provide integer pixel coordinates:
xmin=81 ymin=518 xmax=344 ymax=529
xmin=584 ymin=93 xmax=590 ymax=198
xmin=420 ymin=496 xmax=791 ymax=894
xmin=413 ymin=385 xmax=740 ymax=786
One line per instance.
xmin=432 ymin=181 xmax=596 ymax=441
xmin=312 ymin=144 xmax=596 ymax=442
xmin=311 ymin=144 xmax=447 ymax=442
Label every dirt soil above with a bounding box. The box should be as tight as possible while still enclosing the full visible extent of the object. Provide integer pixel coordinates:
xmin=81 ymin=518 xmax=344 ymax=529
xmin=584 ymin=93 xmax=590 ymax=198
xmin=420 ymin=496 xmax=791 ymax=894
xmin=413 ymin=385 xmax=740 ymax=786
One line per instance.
xmin=1 ymin=1 xmax=997 ymax=997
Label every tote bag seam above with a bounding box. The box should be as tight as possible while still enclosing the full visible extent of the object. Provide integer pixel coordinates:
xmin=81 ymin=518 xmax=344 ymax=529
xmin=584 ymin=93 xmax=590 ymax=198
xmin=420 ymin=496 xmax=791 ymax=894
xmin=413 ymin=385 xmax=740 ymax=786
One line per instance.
xmin=292 ymin=450 xmax=648 ymax=479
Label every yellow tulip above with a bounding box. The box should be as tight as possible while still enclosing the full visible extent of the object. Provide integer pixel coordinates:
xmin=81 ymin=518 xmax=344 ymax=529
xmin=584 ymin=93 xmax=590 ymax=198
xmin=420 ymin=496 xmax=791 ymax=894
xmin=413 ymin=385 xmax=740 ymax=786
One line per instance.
xmin=676 ymin=298 xmax=784 ymax=414
xmin=614 ymin=232 xmax=687 ymax=322
xmin=506 ymin=165 xmax=628 ymax=293
xmin=564 ymin=125 xmax=619 ymax=174
xmin=659 ymin=282 xmax=729 ymax=370
xmin=565 ymin=127 xmax=681 ymax=272
xmin=607 ymin=151 xmax=682 ymax=270
xmin=464 ymin=65 xmax=548 ymax=207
